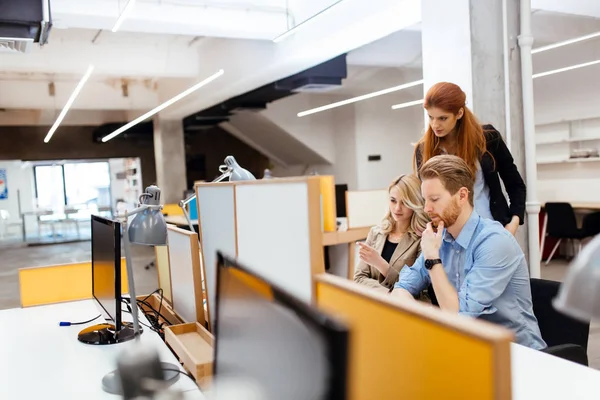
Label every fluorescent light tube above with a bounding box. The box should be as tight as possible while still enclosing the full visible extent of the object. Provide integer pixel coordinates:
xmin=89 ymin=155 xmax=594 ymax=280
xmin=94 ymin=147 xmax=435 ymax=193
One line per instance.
xmin=273 ymin=0 xmax=345 ymax=43
xmin=112 ymin=0 xmax=136 ymax=33
xmin=297 ymin=79 xmax=423 ymax=117
xmin=390 ymin=98 xmax=424 ymax=110
xmin=44 ymin=64 xmax=94 ymax=143
xmin=532 ymin=59 xmax=600 ymax=79
xmin=532 ymin=31 xmax=600 ymax=54
xmin=101 ymin=69 xmax=224 ymax=142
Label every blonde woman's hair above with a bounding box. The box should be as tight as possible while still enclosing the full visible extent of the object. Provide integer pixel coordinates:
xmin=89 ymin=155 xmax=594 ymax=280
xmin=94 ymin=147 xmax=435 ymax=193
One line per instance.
xmin=380 ymin=174 xmax=429 ymax=235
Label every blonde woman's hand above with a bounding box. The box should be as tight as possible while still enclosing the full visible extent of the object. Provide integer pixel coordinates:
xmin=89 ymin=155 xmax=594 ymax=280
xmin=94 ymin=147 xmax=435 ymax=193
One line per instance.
xmin=358 ymin=242 xmax=387 ymax=273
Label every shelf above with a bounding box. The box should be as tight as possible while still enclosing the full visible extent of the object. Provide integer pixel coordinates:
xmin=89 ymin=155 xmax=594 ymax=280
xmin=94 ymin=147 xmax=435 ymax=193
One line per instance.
xmin=536 ymin=136 xmax=600 ymax=145
xmin=537 ymin=157 xmax=600 ymax=165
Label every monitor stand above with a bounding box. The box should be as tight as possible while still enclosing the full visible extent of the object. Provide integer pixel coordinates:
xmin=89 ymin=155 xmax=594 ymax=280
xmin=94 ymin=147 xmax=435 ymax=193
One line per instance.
xmin=77 ymin=322 xmax=141 ymax=345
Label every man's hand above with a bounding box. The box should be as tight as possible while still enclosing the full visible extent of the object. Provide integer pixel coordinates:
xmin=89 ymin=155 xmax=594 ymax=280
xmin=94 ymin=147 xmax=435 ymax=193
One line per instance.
xmin=504 ymin=216 xmax=520 ymax=236
xmin=358 ymin=242 xmax=388 ymax=274
xmin=421 ymin=221 xmax=444 ymax=259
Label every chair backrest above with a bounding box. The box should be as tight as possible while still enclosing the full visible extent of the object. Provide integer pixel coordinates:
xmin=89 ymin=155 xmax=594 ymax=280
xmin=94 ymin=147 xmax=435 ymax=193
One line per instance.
xmin=530 ymin=278 xmax=590 ymax=350
xmin=582 ymin=212 xmax=600 ymax=238
xmin=545 ymin=202 xmax=579 ymax=237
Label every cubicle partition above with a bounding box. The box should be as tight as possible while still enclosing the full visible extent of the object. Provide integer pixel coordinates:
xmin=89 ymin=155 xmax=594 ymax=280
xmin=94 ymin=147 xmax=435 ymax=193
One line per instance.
xmin=195 ymin=176 xmax=331 ymax=328
xmin=345 ymin=189 xmax=388 ymax=229
xmin=315 ymin=274 xmax=513 ymax=400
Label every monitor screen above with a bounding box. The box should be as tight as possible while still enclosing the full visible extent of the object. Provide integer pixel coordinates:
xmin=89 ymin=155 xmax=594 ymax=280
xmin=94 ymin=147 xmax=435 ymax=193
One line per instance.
xmin=335 ymin=184 xmax=348 ymax=218
xmin=91 ymin=215 xmax=122 ymax=330
xmin=214 ymin=252 xmax=349 ymax=400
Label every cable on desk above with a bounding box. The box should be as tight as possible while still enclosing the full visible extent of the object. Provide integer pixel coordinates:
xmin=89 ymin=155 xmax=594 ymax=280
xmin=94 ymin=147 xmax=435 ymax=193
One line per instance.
xmin=161 ymin=368 xmax=196 ymax=383
xmin=59 ymin=314 xmax=101 ymax=326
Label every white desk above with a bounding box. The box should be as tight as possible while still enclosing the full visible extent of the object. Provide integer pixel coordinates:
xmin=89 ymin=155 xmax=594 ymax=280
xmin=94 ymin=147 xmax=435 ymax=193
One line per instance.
xmin=0 ymin=300 xmax=204 ymax=399
xmin=512 ymin=343 xmax=600 ymax=399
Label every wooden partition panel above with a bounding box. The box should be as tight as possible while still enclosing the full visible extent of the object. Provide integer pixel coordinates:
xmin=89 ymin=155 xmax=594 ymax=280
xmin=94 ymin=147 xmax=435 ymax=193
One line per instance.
xmin=346 ymin=189 xmax=388 ymax=229
xmin=234 ymin=177 xmax=324 ymax=304
xmin=19 ymin=259 xmax=128 ymax=308
xmin=167 ymin=225 xmax=206 ymax=327
xmin=154 ymin=245 xmax=172 ymax=304
xmin=319 ymin=175 xmax=337 ymax=232
xmin=315 ymin=274 xmax=513 ymax=400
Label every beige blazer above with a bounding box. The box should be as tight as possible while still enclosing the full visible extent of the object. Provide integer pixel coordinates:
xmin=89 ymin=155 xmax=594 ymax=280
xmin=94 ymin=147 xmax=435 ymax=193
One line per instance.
xmin=354 ymin=225 xmax=421 ymax=290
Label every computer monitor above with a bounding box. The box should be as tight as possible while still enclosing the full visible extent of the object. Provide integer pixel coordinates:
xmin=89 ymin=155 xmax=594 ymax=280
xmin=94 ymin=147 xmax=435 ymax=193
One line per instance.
xmin=335 ymin=184 xmax=348 ymax=218
xmin=78 ymin=215 xmax=137 ymax=345
xmin=213 ymin=251 xmax=349 ymax=400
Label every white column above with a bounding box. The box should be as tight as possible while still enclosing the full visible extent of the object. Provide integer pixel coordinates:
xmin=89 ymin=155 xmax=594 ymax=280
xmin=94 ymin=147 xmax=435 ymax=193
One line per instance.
xmin=153 ymin=116 xmax=187 ymax=204
xmin=421 ymin=0 xmax=540 ymax=277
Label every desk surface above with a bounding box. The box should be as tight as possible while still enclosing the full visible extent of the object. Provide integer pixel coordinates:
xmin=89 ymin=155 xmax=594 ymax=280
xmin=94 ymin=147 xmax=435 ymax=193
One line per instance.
xmin=0 ymin=300 xmax=204 ymax=399
xmin=512 ymin=343 xmax=600 ymax=399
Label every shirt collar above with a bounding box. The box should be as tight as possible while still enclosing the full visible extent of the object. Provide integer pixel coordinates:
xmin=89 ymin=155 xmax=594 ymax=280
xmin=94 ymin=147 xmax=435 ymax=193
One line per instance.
xmin=442 ymin=210 xmax=480 ymax=249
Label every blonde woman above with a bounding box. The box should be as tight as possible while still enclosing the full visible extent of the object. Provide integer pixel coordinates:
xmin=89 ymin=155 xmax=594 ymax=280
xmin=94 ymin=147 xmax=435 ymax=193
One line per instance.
xmin=354 ymin=174 xmax=429 ymax=290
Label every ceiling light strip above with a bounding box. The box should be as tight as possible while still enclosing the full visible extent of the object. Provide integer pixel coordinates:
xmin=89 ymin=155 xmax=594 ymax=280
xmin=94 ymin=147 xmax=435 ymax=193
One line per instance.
xmin=532 ymin=31 xmax=600 ymax=54
xmin=112 ymin=0 xmax=136 ymax=33
xmin=273 ymin=0 xmax=346 ymax=43
xmin=101 ymin=69 xmax=224 ymax=142
xmin=391 ymin=98 xmax=424 ymax=110
xmin=532 ymin=59 xmax=600 ymax=79
xmin=297 ymin=79 xmax=423 ymax=117
xmin=390 ymin=60 xmax=600 ymax=110
xmin=44 ymin=64 xmax=95 ymax=143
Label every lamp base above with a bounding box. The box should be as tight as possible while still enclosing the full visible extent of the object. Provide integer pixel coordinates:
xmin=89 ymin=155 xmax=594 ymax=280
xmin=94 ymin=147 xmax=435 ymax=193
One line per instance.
xmin=77 ymin=323 xmax=141 ymax=345
xmin=102 ymin=362 xmax=181 ymax=395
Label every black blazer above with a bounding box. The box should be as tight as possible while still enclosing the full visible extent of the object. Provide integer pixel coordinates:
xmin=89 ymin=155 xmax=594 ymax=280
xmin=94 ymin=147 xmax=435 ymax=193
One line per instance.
xmin=415 ymin=124 xmax=526 ymax=226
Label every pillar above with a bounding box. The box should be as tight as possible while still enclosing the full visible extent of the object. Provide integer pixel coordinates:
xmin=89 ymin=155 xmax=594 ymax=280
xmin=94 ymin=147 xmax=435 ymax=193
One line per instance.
xmin=421 ymin=0 xmax=541 ymax=277
xmin=153 ymin=116 xmax=187 ymax=204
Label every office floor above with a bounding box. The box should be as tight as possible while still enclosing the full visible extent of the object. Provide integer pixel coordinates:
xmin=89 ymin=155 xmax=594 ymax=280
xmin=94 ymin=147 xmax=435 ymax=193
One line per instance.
xmin=1 ymin=241 xmax=598 ymax=369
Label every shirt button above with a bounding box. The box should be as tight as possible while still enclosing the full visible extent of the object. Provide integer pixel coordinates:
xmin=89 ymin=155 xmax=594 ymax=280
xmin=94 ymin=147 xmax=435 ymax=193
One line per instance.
xmin=456 ymin=250 xmax=459 ymax=253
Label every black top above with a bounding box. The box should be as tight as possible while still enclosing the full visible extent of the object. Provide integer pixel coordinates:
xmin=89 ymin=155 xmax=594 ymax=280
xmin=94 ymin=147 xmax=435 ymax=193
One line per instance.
xmin=381 ymin=239 xmax=398 ymax=263
xmin=415 ymin=124 xmax=526 ymax=226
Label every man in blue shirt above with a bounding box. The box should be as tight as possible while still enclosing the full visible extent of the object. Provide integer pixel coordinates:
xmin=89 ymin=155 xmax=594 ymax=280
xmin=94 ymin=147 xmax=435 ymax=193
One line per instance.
xmin=393 ymin=154 xmax=546 ymax=350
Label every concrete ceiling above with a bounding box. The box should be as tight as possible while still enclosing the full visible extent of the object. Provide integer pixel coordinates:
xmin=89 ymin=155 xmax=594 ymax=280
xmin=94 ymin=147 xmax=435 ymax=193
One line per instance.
xmin=1 ymin=0 xmax=600 ymax=127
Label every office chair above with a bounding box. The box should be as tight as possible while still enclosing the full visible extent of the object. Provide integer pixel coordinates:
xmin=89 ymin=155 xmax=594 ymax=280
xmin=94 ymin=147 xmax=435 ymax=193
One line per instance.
xmin=544 ymin=202 xmax=596 ymax=264
xmin=530 ymin=278 xmax=589 ymax=366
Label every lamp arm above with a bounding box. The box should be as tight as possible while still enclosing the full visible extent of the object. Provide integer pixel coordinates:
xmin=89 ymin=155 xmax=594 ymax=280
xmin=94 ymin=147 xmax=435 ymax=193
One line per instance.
xmin=212 ymin=169 xmax=232 ymax=183
xmin=115 ymin=204 xmax=162 ymax=220
xmin=121 ymin=211 xmax=141 ymax=341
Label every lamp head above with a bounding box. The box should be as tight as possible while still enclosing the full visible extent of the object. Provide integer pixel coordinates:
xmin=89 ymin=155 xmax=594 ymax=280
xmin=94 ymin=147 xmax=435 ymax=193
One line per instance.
xmin=224 ymin=155 xmax=256 ymax=181
xmin=553 ymin=234 xmax=600 ymax=322
xmin=128 ymin=185 xmax=168 ymax=246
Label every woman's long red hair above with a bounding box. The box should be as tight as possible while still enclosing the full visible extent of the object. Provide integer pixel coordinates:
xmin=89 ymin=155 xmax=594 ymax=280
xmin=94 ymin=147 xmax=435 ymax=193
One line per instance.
xmin=414 ymin=82 xmax=489 ymax=176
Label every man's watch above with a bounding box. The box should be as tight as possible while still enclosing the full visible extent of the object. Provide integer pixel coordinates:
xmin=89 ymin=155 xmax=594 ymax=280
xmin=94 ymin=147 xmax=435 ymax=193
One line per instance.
xmin=424 ymin=258 xmax=442 ymax=270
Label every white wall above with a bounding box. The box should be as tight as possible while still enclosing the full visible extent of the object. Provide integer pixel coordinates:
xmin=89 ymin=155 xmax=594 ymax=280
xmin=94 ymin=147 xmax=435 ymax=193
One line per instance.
xmin=0 ymin=160 xmax=36 ymax=235
xmin=354 ymin=93 xmax=424 ymax=190
xmin=534 ymin=64 xmax=600 ymax=203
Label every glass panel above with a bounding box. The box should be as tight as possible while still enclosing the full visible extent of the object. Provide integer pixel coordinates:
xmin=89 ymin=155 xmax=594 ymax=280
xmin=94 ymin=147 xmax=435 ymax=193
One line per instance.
xmin=64 ymin=162 xmax=111 ymax=220
xmin=34 ymin=165 xmax=66 ymax=221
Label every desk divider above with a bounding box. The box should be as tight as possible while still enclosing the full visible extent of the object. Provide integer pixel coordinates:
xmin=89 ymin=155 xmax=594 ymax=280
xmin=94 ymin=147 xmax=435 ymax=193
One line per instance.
xmin=195 ymin=176 xmax=328 ymax=308
xmin=154 ymin=245 xmax=172 ymax=304
xmin=18 ymin=259 xmax=128 ymax=308
xmin=314 ymin=274 xmax=513 ymax=400
xmin=166 ymin=224 xmax=207 ymax=329
xmin=345 ymin=189 xmax=388 ymax=229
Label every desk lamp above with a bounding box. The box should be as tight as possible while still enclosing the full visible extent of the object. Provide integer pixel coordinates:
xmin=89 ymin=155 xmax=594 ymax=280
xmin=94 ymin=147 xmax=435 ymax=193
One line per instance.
xmin=101 ymin=185 xmax=182 ymax=398
xmin=553 ymin=234 xmax=600 ymax=321
xmin=179 ymin=155 xmax=256 ymax=232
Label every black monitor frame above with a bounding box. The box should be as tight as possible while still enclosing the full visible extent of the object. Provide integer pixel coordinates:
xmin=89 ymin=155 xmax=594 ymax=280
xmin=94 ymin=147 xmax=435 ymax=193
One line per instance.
xmin=91 ymin=214 xmax=123 ymax=331
xmin=214 ymin=251 xmax=349 ymax=400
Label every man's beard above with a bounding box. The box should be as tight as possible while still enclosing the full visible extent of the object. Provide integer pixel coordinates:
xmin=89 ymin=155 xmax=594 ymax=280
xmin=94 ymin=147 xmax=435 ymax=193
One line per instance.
xmin=429 ymin=197 xmax=461 ymax=230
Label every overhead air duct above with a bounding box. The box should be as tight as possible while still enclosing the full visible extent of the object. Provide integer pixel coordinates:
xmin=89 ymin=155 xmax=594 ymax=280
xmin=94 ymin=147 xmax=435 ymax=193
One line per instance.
xmin=0 ymin=0 xmax=52 ymax=53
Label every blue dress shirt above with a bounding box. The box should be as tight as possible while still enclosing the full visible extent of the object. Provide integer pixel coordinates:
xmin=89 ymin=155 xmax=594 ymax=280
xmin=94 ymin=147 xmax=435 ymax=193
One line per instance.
xmin=394 ymin=210 xmax=547 ymax=350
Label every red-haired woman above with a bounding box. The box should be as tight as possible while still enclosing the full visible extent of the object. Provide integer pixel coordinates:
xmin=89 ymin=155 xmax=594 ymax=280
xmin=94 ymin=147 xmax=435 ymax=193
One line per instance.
xmin=413 ymin=81 xmax=526 ymax=236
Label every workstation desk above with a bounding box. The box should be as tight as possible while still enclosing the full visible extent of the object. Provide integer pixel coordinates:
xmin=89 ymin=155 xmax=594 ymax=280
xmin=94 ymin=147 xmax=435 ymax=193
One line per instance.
xmin=2 ymin=298 xmax=600 ymax=399
xmin=0 ymin=300 xmax=204 ymax=399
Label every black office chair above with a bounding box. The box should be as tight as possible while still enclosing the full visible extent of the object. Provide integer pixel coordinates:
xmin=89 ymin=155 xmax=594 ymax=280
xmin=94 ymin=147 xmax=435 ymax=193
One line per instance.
xmin=530 ymin=278 xmax=589 ymax=366
xmin=543 ymin=203 xmax=597 ymax=264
